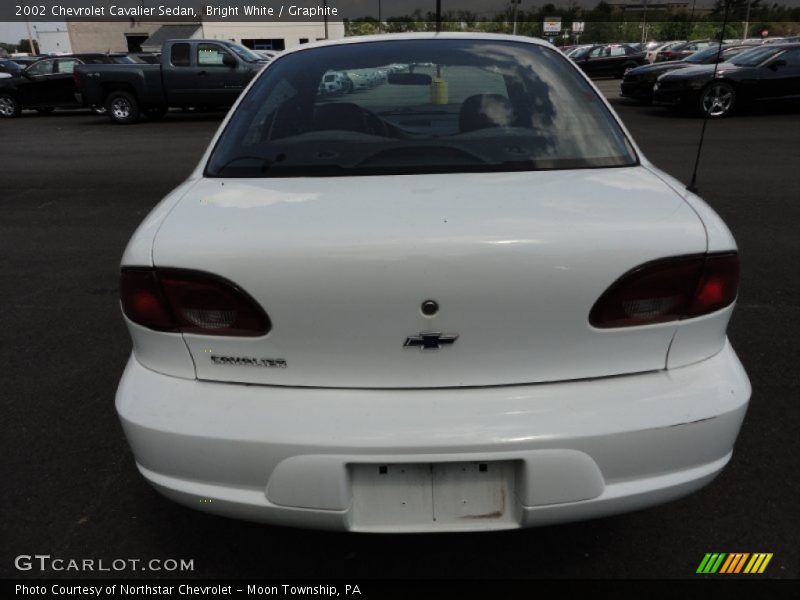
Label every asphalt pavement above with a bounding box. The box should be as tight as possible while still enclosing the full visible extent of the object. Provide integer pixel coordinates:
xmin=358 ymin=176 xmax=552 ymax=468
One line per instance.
xmin=1 ymin=88 xmax=799 ymax=579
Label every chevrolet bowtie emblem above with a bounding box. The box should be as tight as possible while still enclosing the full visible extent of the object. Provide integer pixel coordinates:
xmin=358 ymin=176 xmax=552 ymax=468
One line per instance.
xmin=403 ymin=332 xmax=459 ymax=350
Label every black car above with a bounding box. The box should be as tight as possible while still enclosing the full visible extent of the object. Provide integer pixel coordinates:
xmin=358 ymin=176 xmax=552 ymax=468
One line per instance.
xmin=7 ymin=56 xmax=42 ymax=68
xmin=621 ymin=45 xmax=753 ymax=102
xmin=0 ymin=58 xmax=23 ymax=77
xmin=653 ymin=43 xmax=800 ymax=117
xmin=570 ymin=44 xmax=647 ymax=78
xmin=656 ymin=40 xmax=720 ymax=62
xmin=0 ymin=54 xmax=129 ymax=118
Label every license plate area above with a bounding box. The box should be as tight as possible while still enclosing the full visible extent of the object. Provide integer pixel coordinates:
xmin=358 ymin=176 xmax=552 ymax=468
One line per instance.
xmin=350 ymin=461 xmax=518 ymax=530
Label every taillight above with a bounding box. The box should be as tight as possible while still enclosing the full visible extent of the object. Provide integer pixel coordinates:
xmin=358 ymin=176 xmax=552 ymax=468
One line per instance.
xmin=120 ymin=268 xmax=270 ymax=337
xmin=589 ymin=253 xmax=739 ymax=328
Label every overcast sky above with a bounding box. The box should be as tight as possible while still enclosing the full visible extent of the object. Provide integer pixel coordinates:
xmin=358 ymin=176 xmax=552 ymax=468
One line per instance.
xmin=1 ymin=22 xmax=64 ymax=45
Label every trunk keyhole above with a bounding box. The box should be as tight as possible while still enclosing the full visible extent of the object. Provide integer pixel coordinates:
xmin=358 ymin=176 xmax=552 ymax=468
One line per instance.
xmin=421 ymin=300 xmax=439 ymax=316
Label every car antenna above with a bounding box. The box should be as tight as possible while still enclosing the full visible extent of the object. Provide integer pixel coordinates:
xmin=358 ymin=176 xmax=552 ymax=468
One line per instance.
xmin=687 ymin=0 xmax=733 ymax=194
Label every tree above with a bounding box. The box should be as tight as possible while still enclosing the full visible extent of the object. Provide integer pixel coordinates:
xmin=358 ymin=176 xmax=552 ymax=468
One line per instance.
xmin=0 ymin=42 xmax=18 ymax=55
xmin=17 ymin=38 xmax=39 ymax=54
xmin=593 ymin=2 xmax=613 ymax=17
xmin=710 ymin=0 xmax=763 ymax=19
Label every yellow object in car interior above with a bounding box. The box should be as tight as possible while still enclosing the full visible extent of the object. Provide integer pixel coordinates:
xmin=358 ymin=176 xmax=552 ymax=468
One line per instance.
xmin=431 ymin=77 xmax=449 ymax=105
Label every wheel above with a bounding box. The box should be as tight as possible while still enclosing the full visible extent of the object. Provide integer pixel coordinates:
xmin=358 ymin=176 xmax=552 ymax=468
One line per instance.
xmin=700 ymin=82 xmax=736 ymax=118
xmin=143 ymin=106 xmax=167 ymax=120
xmin=106 ymin=91 xmax=140 ymax=124
xmin=35 ymin=107 xmax=55 ymax=115
xmin=91 ymin=105 xmax=107 ymax=115
xmin=0 ymin=93 xmax=21 ymax=118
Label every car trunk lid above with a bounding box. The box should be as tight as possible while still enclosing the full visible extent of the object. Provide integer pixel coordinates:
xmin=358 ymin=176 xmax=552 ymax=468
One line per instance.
xmin=152 ymin=167 xmax=706 ymax=388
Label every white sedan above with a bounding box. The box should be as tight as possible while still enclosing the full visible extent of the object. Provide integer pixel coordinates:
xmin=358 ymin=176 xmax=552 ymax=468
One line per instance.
xmin=116 ymin=33 xmax=750 ymax=532
xmin=647 ymin=40 xmax=684 ymax=63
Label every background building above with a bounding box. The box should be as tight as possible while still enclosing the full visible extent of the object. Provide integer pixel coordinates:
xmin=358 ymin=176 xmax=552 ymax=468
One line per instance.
xmin=201 ymin=22 xmax=345 ymax=51
xmin=35 ymin=20 xmax=345 ymax=55
xmin=32 ymin=24 xmax=71 ymax=54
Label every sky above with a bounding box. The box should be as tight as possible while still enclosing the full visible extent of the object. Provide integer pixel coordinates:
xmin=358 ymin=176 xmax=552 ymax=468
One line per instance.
xmin=1 ymin=22 xmax=64 ymax=45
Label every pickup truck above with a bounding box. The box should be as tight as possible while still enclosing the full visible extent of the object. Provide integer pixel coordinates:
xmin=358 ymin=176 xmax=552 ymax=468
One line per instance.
xmin=75 ymin=39 xmax=268 ymax=124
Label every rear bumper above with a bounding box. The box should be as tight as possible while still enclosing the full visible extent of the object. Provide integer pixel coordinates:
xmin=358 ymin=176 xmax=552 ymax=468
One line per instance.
xmin=116 ymin=341 xmax=750 ymax=532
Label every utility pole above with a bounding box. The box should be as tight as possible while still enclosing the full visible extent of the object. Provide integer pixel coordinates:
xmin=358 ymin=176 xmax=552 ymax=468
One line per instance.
xmin=324 ymin=0 xmax=329 ymax=39
xmin=25 ymin=18 xmax=36 ymax=55
xmin=641 ymin=0 xmax=648 ymax=44
xmin=512 ymin=0 xmax=521 ymax=36
xmin=378 ymin=0 xmax=382 ymax=33
xmin=743 ymin=0 xmax=752 ymax=41
xmin=436 ymin=0 xmax=442 ymax=33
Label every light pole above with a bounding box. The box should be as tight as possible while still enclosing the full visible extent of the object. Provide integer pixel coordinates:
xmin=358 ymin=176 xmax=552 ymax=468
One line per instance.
xmin=378 ymin=0 xmax=382 ymax=33
xmin=512 ymin=1 xmax=521 ymax=36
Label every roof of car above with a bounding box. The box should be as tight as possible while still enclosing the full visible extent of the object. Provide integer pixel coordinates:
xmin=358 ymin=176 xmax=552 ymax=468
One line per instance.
xmin=277 ymin=32 xmax=556 ymax=57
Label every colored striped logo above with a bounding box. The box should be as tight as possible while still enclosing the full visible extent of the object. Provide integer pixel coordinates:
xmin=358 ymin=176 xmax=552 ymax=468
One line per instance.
xmin=696 ymin=553 xmax=773 ymax=574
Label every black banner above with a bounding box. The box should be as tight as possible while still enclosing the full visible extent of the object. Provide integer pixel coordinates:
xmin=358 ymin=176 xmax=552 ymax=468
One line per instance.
xmin=4 ymin=579 xmax=800 ymax=600
xmin=4 ymin=0 xmax=800 ymax=23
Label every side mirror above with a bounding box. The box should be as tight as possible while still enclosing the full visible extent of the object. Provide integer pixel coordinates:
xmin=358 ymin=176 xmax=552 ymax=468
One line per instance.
xmin=222 ymin=53 xmax=237 ymax=68
xmin=768 ymin=59 xmax=787 ymax=71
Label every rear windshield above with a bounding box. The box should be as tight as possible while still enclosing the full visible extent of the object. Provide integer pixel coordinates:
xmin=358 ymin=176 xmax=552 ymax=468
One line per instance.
xmin=225 ymin=42 xmax=261 ymax=63
xmin=0 ymin=60 xmax=22 ymax=73
xmin=206 ymin=39 xmax=637 ymax=178
xmin=685 ymin=45 xmax=727 ymax=63
xmin=730 ymin=46 xmax=783 ymax=66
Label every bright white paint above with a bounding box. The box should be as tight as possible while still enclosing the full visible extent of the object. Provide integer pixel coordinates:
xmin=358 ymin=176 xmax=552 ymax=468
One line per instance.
xmin=118 ymin=342 xmax=749 ymax=531
xmin=117 ymin=33 xmax=751 ymax=530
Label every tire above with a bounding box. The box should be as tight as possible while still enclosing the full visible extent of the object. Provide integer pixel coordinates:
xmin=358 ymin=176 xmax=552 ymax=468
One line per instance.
xmin=106 ymin=90 xmax=140 ymax=124
xmin=143 ymin=106 xmax=167 ymax=120
xmin=35 ymin=107 xmax=55 ymax=115
xmin=699 ymin=81 xmax=736 ymax=118
xmin=0 ymin=93 xmax=21 ymax=118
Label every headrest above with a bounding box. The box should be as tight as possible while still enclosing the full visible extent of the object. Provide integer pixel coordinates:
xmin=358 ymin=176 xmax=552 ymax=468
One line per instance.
xmin=459 ymin=94 xmax=516 ymax=133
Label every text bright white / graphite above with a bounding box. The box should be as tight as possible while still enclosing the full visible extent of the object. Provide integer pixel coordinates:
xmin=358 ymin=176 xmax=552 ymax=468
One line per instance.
xmin=44 ymin=4 xmax=341 ymax=18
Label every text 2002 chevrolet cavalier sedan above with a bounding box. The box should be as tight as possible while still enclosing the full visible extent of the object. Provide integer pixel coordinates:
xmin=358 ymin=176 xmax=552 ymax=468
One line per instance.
xmin=116 ymin=33 xmax=750 ymax=532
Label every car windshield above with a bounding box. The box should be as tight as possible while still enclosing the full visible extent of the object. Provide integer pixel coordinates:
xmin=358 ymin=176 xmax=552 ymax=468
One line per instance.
xmin=569 ymin=46 xmax=591 ymax=58
xmin=206 ymin=39 xmax=637 ymax=178
xmin=225 ymin=43 xmax=261 ymax=63
xmin=730 ymin=46 xmax=783 ymax=66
